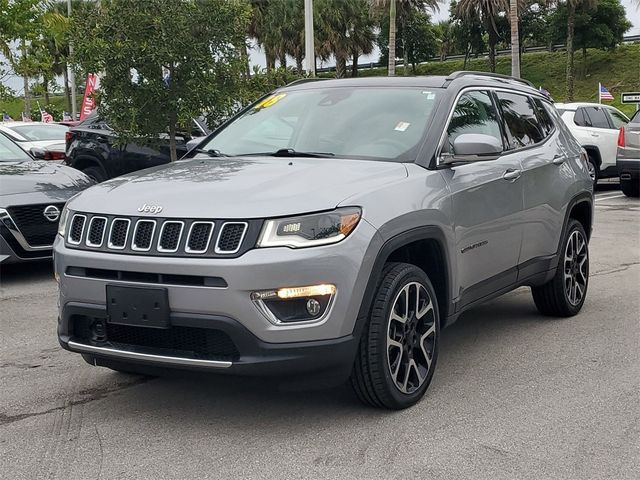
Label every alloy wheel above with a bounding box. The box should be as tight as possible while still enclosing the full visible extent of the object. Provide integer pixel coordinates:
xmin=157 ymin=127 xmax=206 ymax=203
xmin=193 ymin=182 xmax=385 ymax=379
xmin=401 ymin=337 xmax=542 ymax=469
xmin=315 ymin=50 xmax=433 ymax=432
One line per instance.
xmin=386 ymin=282 xmax=436 ymax=394
xmin=564 ymin=230 xmax=588 ymax=306
xmin=587 ymin=161 xmax=597 ymax=182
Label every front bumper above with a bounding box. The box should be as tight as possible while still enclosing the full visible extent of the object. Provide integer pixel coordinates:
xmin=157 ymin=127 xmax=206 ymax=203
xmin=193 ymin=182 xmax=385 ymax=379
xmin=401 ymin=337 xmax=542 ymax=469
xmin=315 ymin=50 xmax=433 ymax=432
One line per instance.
xmin=55 ymin=220 xmax=381 ymax=375
xmin=0 ymin=226 xmax=51 ymax=264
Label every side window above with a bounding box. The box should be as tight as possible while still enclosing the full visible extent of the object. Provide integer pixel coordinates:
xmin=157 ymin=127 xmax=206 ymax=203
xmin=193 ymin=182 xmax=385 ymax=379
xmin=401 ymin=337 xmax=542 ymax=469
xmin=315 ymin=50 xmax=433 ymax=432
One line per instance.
xmin=495 ymin=91 xmax=545 ymax=148
xmin=532 ymin=98 xmax=555 ymax=136
xmin=574 ymin=108 xmax=587 ymax=127
xmin=446 ymin=90 xmax=503 ymax=152
xmin=584 ymin=107 xmax=611 ymax=129
xmin=608 ymin=109 xmax=629 ymax=129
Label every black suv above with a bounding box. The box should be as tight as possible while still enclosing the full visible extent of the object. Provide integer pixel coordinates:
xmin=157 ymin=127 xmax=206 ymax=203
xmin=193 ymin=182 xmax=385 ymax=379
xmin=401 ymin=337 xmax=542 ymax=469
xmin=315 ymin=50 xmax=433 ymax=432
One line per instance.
xmin=65 ymin=113 xmax=209 ymax=182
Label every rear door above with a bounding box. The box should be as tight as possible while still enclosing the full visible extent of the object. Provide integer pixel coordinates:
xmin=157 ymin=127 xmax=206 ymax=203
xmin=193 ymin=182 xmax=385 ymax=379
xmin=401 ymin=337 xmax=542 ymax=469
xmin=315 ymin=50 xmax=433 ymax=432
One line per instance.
xmin=440 ymin=90 xmax=524 ymax=308
xmin=581 ymin=106 xmax=620 ymax=170
xmin=508 ymin=94 xmax=574 ymax=275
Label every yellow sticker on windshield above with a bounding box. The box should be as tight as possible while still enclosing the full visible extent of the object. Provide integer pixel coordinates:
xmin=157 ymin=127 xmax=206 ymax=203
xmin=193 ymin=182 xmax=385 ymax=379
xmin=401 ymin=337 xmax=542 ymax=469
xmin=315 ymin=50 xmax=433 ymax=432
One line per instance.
xmin=256 ymin=93 xmax=287 ymax=109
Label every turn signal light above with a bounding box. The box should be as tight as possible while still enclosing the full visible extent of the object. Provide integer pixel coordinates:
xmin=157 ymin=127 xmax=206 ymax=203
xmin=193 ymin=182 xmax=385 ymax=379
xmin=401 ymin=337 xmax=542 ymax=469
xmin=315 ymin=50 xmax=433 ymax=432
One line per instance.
xmin=277 ymin=284 xmax=336 ymax=299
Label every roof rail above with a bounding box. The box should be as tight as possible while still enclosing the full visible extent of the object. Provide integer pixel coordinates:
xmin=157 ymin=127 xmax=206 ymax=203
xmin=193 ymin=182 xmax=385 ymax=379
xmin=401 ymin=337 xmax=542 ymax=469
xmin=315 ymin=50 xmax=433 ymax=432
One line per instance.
xmin=285 ymin=77 xmax=328 ymax=87
xmin=445 ymin=71 xmax=535 ymax=88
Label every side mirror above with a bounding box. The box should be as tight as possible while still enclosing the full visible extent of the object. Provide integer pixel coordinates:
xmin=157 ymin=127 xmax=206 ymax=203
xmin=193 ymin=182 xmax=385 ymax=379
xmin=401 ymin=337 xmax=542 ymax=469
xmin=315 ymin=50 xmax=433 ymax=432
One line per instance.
xmin=30 ymin=147 xmax=46 ymax=160
xmin=442 ymin=134 xmax=503 ymax=164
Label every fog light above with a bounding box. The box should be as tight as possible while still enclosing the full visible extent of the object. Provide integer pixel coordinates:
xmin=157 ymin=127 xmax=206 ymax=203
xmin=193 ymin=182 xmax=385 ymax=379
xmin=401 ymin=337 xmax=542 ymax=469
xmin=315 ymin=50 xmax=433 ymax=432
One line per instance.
xmin=251 ymin=284 xmax=336 ymax=325
xmin=306 ymin=298 xmax=321 ymax=316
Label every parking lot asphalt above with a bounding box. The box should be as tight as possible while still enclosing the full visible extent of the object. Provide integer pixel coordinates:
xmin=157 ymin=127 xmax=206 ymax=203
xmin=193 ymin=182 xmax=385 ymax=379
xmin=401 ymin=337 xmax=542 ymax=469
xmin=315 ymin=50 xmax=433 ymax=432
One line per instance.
xmin=1 ymin=188 xmax=639 ymax=480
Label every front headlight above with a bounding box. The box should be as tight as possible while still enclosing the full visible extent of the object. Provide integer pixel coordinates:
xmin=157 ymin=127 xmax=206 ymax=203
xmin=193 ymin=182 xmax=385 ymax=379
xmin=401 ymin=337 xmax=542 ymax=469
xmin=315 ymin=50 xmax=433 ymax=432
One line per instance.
xmin=257 ymin=207 xmax=361 ymax=248
xmin=57 ymin=205 xmax=71 ymax=238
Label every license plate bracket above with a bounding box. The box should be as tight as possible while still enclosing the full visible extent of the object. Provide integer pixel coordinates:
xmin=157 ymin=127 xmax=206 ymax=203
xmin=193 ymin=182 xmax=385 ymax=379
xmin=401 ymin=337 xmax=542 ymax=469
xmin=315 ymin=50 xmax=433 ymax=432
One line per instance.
xmin=106 ymin=285 xmax=170 ymax=329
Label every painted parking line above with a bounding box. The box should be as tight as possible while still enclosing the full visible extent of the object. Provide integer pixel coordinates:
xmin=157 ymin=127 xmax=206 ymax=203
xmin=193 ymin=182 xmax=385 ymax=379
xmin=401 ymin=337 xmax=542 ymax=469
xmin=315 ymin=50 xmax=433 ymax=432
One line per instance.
xmin=595 ymin=194 xmax=627 ymax=202
xmin=595 ymin=191 xmax=624 ymax=199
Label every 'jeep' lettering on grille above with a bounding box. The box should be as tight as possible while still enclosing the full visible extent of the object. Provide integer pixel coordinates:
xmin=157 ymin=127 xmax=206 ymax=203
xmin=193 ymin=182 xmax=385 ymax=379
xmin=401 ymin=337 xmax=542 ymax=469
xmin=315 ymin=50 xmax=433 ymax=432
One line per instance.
xmin=138 ymin=204 xmax=163 ymax=214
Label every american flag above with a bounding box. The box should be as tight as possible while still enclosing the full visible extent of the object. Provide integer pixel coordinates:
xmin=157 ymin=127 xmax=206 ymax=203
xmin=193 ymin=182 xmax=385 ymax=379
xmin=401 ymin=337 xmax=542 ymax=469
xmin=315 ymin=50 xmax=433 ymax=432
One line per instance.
xmin=2 ymin=112 xmax=12 ymax=122
xmin=21 ymin=112 xmax=32 ymax=122
xmin=62 ymin=111 xmax=72 ymax=121
xmin=599 ymin=83 xmax=614 ymax=102
xmin=40 ymin=109 xmax=54 ymax=123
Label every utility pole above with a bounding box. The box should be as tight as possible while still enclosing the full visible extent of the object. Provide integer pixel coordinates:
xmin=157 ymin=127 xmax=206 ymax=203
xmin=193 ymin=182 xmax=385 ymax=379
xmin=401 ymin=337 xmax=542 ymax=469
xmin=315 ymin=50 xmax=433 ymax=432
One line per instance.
xmin=510 ymin=0 xmax=520 ymax=78
xmin=388 ymin=0 xmax=396 ymax=76
xmin=304 ymin=0 xmax=315 ymax=76
xmin=67 ymin=0 xmax=77 ymax=119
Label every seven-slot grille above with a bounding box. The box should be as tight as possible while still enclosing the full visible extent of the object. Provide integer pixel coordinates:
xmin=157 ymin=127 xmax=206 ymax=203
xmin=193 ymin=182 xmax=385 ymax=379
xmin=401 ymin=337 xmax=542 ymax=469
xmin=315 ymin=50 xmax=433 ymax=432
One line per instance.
xmin=6 ymin=203 xmax=65 ymax=247
xmin=68 ymin=213 xmax=251 ymax=257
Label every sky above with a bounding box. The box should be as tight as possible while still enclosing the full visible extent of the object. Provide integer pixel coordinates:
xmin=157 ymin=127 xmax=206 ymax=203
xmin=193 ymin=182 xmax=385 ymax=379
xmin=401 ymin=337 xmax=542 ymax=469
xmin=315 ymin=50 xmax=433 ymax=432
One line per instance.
xmin=2 ymin=1 xmax=640 ymax=94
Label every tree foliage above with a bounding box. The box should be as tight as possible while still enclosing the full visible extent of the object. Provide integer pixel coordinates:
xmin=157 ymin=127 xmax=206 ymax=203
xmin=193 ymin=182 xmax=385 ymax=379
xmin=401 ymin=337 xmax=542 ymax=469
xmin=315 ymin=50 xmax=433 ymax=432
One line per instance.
xmin=72 ymin=0 xmax=251 ymax=161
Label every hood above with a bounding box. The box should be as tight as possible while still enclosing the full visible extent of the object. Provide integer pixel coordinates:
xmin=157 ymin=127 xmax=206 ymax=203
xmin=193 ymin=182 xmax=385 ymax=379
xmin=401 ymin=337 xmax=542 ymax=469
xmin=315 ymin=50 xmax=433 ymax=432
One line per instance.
xmin=68 ymin=157 xmax=408 ymax=218
xmin=0 ymin=161 xmax=94 ymax=197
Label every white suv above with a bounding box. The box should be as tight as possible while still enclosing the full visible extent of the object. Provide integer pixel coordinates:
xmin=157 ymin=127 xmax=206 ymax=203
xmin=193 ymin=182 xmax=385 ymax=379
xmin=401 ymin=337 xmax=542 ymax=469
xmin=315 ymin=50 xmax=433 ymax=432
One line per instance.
xmin=555 ymin=102 xmax=629 ymax=183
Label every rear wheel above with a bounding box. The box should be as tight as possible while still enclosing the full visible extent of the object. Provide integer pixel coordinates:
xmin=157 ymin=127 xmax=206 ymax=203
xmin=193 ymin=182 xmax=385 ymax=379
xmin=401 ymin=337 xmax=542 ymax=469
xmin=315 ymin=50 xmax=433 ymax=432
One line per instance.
xmin=586 ymin=156 xmax=599 ymax=186
xmin=531 ymin=220 xmax=589 ymax=317
xmin=351 ymin=262 xmax=439 ymax=409
xmin=621 ymin=178 xmax=640 ymax=197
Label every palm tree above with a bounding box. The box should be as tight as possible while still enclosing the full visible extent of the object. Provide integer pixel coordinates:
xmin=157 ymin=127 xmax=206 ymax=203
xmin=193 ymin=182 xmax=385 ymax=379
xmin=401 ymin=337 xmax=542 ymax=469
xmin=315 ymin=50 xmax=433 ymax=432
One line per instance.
xmin=375 ymin=1 xmax=439 ymax=76
xmin=510 ymin=0 xmax=520 ymax=77
xmin=433 ymin=20 xmax=452 ymax=61
xmin=457 ymin=0 xmax=510 ymax=73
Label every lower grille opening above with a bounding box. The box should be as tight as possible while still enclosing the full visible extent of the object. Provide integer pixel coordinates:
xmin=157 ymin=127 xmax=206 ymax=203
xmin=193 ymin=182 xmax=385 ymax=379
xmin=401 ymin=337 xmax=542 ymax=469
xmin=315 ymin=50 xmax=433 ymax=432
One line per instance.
xmin=72 ymin=316 xmax=239 ymax=361
xmin=65 ymin=266 xmax=227 ymax=288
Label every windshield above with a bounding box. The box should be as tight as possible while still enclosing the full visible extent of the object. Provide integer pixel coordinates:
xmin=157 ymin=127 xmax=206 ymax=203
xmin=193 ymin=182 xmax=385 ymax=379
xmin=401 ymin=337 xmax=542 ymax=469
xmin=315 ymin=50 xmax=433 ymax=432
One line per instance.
xmin=200 ymin=86 xmax=441 ymax=161
xmin=0 ymin=134 xmax=32 ymax=162
xmin=8 ymin=124 xmax=68 ymax=141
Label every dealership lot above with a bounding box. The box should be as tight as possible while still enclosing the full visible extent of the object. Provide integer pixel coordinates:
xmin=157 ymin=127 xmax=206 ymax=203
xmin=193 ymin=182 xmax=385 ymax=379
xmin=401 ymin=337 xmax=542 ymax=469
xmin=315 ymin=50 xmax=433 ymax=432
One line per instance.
xmin=1 ymin=189 xmax=638 ymax=480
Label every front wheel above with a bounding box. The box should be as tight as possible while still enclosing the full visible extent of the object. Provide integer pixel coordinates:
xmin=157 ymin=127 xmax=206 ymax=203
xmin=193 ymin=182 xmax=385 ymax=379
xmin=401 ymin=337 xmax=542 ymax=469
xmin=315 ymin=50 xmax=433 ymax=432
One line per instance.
xmin=351 ymin=262 xmax=440 ymax=409
xmin=531 ymin=219 xmax=589 ymax=317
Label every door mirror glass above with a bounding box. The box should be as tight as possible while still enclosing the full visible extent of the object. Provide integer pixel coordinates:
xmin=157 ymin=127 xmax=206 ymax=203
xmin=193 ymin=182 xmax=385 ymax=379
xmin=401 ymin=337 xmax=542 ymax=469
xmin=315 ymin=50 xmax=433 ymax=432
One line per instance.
xmin=451 ymin=133 xmax=503 ymax=158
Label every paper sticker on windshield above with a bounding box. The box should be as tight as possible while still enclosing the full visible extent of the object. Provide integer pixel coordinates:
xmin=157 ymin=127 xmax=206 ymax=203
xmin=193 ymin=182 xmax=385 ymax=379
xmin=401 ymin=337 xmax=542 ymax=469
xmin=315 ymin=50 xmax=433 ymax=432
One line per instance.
xmin=422 ymin=91 xmax=435 ymax=100
xmin=256 ymin=93 xmax=287 ymax=109
xmin=395 ymin=121 xmax=411 ymax=132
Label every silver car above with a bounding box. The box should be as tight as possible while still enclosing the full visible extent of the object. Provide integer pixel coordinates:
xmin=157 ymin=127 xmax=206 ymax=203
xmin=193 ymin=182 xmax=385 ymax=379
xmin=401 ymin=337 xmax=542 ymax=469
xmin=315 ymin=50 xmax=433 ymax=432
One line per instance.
xmin=54 ymin=73 xmax=593 ymax=409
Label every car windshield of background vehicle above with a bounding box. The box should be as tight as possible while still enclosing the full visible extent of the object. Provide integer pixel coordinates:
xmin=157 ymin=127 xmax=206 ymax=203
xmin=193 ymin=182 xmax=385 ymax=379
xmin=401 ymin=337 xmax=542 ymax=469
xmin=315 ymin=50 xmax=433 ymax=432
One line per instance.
xmin=200 ymin=87 xmax=441 ymax=162
xmin=0 ymin=135 xmax=32 ymax=162
xmin=8 ymin=124 xmax=69 ymax=142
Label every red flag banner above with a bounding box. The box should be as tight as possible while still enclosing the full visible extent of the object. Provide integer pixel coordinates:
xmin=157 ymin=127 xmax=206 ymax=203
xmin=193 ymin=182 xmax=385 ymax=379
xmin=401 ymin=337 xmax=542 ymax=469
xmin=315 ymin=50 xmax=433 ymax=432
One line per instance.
xmin=80 ymin=73 xmax=99 ymax=120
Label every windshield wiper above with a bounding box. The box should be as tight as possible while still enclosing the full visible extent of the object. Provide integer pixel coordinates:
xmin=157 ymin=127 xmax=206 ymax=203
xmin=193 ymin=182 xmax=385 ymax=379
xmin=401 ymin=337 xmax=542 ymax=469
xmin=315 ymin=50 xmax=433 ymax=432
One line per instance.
xmin=240 ymin=148 xmax=335 ymax=158
xmin=193 ymin=148 xmax=229 ymax=157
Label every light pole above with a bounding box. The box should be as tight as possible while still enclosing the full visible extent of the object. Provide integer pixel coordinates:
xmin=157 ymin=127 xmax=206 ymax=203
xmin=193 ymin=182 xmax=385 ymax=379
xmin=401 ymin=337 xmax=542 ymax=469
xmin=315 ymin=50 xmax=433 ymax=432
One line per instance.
xmin=304 ymin=0 xmax=315 ymax=76
xmin=67 ymin=0 xmax=77 ymax=118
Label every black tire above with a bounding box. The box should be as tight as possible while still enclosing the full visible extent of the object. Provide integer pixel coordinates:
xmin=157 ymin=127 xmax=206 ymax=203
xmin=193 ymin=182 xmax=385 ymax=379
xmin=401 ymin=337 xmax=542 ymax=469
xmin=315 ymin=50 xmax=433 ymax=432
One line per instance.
xmin=350 ymin=262 xmax=440 ymax=410
xmin=82 ymin=165 xmax=108 ymax=183
xmin=532 ymin=219 xmax=589 ymax=317
xmin=587 ymin=156 xmax=599 ymax=186
xmin=620 ymin=178 xmax=640 ymax=198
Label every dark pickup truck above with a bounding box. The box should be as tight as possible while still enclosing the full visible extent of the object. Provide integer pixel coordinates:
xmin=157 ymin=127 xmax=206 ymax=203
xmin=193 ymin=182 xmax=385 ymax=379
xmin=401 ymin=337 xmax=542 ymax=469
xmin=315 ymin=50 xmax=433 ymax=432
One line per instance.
xmin=65 ymin=113 xmax=209 ymax=182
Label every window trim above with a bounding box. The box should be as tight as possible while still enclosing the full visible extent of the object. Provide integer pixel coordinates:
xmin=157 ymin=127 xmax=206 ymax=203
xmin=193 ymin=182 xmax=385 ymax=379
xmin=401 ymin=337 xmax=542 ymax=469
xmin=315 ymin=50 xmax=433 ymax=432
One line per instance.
xmin=436 ymin=86 xmax=555 ymax=166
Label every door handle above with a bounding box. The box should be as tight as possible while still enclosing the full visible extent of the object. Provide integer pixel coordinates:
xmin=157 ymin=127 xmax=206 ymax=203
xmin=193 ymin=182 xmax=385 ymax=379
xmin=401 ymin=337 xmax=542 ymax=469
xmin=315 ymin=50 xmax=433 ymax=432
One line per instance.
xmin=552 ymin=154 xmax=566 ymax=165
xmin=503 ymin=169 xmax=521 ymax=181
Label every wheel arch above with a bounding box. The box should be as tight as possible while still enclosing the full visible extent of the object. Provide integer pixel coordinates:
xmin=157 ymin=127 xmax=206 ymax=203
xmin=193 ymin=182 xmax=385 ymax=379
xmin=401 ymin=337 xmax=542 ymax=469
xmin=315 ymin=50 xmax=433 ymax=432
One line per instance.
xmin=354 ymin=226 xmax=453 ymax=339
xmin=561 ymin=192 xmax=594 ymax=250
xmin=72 ymin=155 xmax=108 ymax=177
xmin=582 ymin=145 xmax=602 ymax=169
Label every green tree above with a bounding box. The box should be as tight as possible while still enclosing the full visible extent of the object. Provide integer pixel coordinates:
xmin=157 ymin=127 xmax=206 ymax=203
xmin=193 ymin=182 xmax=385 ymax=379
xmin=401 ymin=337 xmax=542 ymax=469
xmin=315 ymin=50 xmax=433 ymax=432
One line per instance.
xmin=378 ymin=10 xmax=437 ymax=73
xmin=450 ymin=0 xmax=486 ymax=68
xmin=73 ymin=0 xmax=250 ymax=161
xmin=433 ymin=20 xmax=453 ymax=60
xmin=0 ymin=0 xmax=43 ymax=115
xmin=564 ymin=0 xmax=599 ymax=101
xmin=456 ymin=0 xmax=509 ymax=73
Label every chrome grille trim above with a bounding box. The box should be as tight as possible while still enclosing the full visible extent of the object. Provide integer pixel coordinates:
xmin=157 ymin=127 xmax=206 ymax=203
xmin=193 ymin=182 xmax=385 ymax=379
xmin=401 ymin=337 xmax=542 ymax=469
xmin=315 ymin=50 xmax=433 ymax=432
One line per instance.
xmin=185 ymin=221 xmax=215 ymax=254
xmin=157 ymin=221 xmax=184 ymax=253
xmin=215 ymin=222 xmax=248 ymax=254
xmin=131 ymin=219 xmax=157 ymax=252
xmin=67 ymin=214 xmax=87 ymax=245
xmin=107 ymin=218 xmax=131 ymax=250
xmin=85 ymin=216 xmax=107 ymax=247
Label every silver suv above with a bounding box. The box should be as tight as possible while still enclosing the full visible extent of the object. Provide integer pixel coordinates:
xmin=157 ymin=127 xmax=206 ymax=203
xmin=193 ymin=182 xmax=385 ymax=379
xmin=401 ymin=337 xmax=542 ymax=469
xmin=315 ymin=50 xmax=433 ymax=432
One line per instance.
xmin=55 ymin=73 xmax=593 ymax=409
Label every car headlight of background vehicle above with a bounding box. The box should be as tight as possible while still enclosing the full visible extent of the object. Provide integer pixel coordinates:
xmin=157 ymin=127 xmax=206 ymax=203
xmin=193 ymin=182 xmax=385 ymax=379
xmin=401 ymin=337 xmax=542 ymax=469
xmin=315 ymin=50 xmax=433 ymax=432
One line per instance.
xmin=57 ymin=205 xmax=71 ymax=238
xmin=257 ymin=207 xmax=361 ymax=248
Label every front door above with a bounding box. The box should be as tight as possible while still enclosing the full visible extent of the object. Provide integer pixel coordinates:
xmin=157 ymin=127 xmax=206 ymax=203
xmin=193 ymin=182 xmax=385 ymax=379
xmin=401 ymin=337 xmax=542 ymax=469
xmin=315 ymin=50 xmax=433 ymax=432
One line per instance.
xmin=441 ymin=90 xmax=524 ymax=309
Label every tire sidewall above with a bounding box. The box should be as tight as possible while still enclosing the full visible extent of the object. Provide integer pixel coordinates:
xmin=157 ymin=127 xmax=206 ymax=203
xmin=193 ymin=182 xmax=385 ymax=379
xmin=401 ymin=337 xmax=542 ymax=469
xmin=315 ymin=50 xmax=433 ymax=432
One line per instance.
xmin=371 ymin=265 xmax=440 ymax=408
xmin=559 ymin=220 xmax=590 ymax=315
